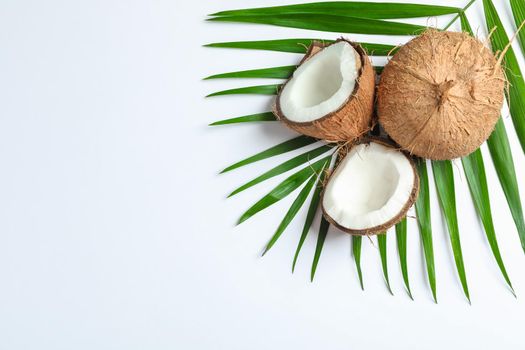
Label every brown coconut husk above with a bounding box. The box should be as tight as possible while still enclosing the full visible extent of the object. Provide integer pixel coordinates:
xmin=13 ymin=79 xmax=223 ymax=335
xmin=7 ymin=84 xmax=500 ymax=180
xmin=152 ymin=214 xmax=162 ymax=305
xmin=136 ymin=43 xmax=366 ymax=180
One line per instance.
xmin=273 ymin=39 xmax=376 ymax=143
xmin=377 ymin=30 xmax=505 ymax=160
xmin=321 ymin=138 xmax=419 ymax=236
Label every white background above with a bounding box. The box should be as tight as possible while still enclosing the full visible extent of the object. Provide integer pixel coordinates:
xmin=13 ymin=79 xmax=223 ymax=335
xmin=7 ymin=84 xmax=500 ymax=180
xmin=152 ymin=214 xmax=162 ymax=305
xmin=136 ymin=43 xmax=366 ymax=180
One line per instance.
xmin=1 ymin=0 xmax=525 ymax=349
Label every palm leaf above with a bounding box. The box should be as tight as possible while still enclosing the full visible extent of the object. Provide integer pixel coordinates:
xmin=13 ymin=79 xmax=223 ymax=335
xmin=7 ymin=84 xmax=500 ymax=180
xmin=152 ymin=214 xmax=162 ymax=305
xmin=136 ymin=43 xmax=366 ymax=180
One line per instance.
xmin=229 ymin=145 xmax=332 ymax=197
xmin=352 ymin=236 xmax=364 ymax=290
xmin=205 ymin=39 xmax=396 ymax=56
xmin=432 ymin=160 xmax=470 ymax=303
xmin=221 ymin=135 xmax=317 ymax=173
xmin=238 ymin=156 xmax=331 ymax=224
xmin=207 ymin=84 xmax=280 ymax=97
xmin=510 ymin=0 xmax=525 ymax=55
xmin=461 ymin=13 xmax=516 ymax=291
xmin=210 ymin=112 xmax=276 ymax=126
xmin=483 ymin=0 xmax=525 ymax=154
xmin=462 ymin=149 xmax=514 ymax=294
xmin=207 ymin=65 xmax=384 ymax=83
xmin=311 ymin=217 xmax=330 ymax=281
xmin=415 ymin=160 xmax=437 ymax=302
xmin=487 ymin=120 xmax=525 ymax=251
xmin=263 ymin=174 xmax=318 ymax=255
xmin=204 ymin=65 xmax=296 ymax=80
xmin=459 ymin=13 xmax=472 ymax=34
xmin=210 ymin=2 xmax=459 ymax=19
xmin=395 ymin=218 xmax=413 ymax=299
xmin=443 ymin=0 xmax=477 ymax=30
xmin=292 ymin=160 xmax=330 ymax=272
xmin=207 ymin=0 xmax=525 ymax=297
xmin=377 ymin=233 xmax=393 ymax=295
xmin=455 ymin=10 xmax=522 ymax=299
xmin=205 ymin=38 xmax=327 ymax=53
xmin=207 ymin=14 xmax=426 ymax=36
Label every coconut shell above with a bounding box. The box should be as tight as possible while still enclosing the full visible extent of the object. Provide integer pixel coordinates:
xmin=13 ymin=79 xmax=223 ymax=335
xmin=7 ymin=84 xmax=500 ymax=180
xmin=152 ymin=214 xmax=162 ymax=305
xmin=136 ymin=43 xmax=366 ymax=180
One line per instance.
xmin=274 ymin=39 xmax=376 ymax=143
xmin=377 ymin=30 xmax=505 ymax=160
xmin=321 ymin=138 xmax=419 ymax=236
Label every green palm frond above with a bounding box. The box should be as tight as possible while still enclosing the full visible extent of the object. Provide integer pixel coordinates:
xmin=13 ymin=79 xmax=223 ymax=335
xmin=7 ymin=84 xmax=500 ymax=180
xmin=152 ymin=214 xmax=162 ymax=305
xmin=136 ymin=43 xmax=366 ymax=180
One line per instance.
xmin=378 ymin=233 xmax=393 ymax=295
xmin=293 ymin=160 xmax=330 ymax=272
xmin=510 ymin=0 xmax=525 ymax=54
xmin=210 ymin=112 xmax=276 ymax=126
xmin=459 ymin=12 xmax=472 ymax=34
xmin=311 ymin=217 xmax=330 ymax=281
xmin=487 ymin=121 xmax=525 ymax=251
xmin=221 ymin=135 xmax=317 ymax=173
xmin=208 ymin=14 xmax=426 ymax=35
xmin=205 ymin=38 xmax=329 ymax=53
xmin=479 ymin=2 xmax=525 ymax=251
xmin=462 ymin=150 xmax=514 ymax=294
xmin=483 ymin=0 xmax=525 ymax=154
xmin=207 ymin=0 xmax=525 ymax=301
xmin=432 ymin=160 xmax=470 ymax=303
xmin=443 ymin=0 xmax=477 ymax=30
xmin=263 ymin=174 xmax=319 ymax=255
xmin=415 ymin=160 xmax=437 ymax=302
xmin=229 ymin=145 xmax=332 ymax=197
xmin=395 ymin=218 xmax=413 ymax=299
xmin=352 ymin=235 xmax=364 ymax=290
xmin=461 ymin=14 xmax=515 ymax=294
xmin=205 ymin=66 xmax=296 ymax=80
xmin=209 ymin=2 xmax=459 ymax=19
xmin=207 ymin=65 xmax=384 ymax=83
xmin=207 ymin=84 xmax=281 ymax=97
xmin=205 ymin=39 xmax=396 ymax=56
xmin=238 ymin=156 xmax=331 ymax=224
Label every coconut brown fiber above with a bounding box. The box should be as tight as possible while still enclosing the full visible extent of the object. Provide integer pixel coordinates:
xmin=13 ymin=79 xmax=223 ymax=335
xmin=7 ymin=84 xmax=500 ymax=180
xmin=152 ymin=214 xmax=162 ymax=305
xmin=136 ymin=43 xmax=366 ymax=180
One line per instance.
xmin=321 ymin=138 xmax=419 ymax=236
xmin=377 ymin=30 xmax=505 ymax=160
xmin=273 ymin=39 xmax=376 ymax=143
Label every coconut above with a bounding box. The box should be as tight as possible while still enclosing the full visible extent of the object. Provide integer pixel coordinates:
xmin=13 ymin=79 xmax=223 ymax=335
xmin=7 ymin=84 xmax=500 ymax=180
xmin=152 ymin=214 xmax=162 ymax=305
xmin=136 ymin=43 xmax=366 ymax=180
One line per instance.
xmin=377 ymin=30 xmax=505 ymax=160
xmin=274 ymin=39 xmax=375 ymax=142
xmin=322 ymin=140 xmax=419 ymax=235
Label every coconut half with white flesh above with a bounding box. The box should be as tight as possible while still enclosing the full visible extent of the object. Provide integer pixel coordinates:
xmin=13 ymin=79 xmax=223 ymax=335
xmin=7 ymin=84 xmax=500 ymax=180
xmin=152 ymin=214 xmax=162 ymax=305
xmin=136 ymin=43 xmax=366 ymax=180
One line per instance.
xmin=322 ymin=140 xmax=419 ymax=235
xmin=274 ymin=39 xmax=375 ymax=142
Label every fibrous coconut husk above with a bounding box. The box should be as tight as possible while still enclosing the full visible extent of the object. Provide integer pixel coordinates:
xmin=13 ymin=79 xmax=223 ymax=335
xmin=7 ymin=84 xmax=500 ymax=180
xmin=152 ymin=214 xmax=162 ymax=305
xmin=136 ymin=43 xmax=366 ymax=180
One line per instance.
xmin=377 ymin=30 xmax=505 ymax=160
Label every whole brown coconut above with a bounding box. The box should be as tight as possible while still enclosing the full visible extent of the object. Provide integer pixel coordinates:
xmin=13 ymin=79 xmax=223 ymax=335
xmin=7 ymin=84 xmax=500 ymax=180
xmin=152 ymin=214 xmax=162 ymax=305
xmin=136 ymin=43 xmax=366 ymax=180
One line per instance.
xmin=274 ymin=39 xmax=376 ymax=142
xmin=377 ymin=30 xmax=505 ymax=160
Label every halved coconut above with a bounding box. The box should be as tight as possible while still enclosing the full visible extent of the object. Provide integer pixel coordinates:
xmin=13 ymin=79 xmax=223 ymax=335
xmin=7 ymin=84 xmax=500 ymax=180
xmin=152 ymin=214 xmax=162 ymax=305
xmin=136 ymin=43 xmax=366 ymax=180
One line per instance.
xmin=322 ymin=140 xmax=419 ymax=235
xmin=377 ymin=30 xmax=505 ymax=160
xmin=274 ymin=39 xmax=375 ymax=142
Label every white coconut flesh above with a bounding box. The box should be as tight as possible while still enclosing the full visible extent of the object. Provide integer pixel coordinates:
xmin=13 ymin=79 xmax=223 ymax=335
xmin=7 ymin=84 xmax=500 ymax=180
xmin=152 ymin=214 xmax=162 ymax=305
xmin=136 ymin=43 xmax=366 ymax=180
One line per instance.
xmin=279 ymin=41 xmax=361 ymax=123
xmin=323 ymin=142 xmax=415 ymax=231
